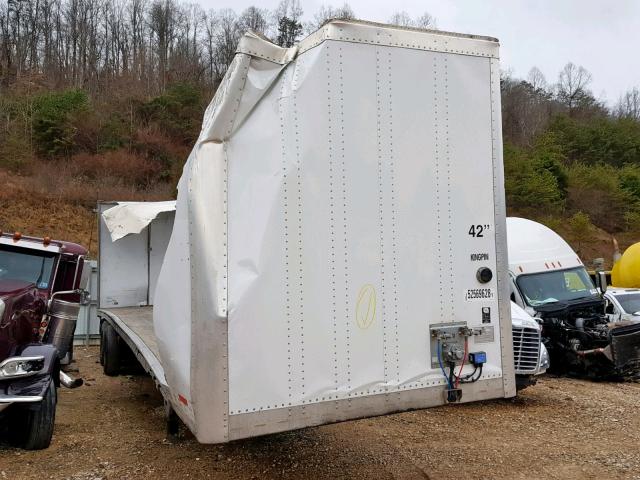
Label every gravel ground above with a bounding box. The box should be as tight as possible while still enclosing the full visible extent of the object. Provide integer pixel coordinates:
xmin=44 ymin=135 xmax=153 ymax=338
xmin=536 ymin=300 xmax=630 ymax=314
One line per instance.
xmin=1 ymin=346 xmax=639 ymax=480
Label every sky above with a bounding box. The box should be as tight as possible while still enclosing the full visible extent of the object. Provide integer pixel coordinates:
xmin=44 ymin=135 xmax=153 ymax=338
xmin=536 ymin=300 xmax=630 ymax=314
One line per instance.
xmin=198 ymin=0 xmax=640 ymax=106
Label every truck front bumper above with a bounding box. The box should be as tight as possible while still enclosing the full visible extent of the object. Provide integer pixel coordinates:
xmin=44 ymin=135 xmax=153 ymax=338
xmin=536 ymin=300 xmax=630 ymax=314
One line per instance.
xmin=0 ymin=344 xmax=59 ymax=414
xmin=0 ymin=394 xmax=44 ymax=413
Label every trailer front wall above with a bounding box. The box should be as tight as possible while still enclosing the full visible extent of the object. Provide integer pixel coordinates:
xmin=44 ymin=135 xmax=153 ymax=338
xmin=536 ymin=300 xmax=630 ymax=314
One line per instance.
xmin=153 ymin=21 xmax=513 ymax=443
xmin=226 ymin=38 xmax=506 ymax=416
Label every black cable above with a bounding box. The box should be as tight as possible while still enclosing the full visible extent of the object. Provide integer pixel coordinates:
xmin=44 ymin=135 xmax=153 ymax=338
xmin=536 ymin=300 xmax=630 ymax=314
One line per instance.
xmin=457 ymin=365 xmax=478 ymax=381
xmin=460 ymin=365 xmax=483 ymax=383
xmin=448 ymin=363 xmax=455 ymax=388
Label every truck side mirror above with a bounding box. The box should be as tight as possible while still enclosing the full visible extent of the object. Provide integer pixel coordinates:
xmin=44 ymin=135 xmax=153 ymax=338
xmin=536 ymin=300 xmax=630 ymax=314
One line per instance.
xmin=79 ymin=262 xmax=91 ymax=290
xmin=595 ymin=270 xmax=607 ymax=294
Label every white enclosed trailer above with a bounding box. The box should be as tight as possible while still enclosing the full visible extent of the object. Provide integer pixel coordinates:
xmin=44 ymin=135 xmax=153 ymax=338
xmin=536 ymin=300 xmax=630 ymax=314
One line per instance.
xmin=97 ymin=20 xmax=515 ymax=444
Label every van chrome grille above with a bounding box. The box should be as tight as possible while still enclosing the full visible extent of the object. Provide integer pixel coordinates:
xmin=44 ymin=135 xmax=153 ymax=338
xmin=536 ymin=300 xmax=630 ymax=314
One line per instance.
xmin=512 ymin=326 xmax=540 ymax=374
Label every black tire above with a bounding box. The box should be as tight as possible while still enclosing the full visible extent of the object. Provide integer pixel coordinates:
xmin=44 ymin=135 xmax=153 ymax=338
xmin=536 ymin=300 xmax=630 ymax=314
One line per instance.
xmin=101 ymin=321 xmax=121 ymax=376
xmin=10 ymin=378 xmax=57 ymax=450
xmin=99 ymin=321 xmax=106 ymax=366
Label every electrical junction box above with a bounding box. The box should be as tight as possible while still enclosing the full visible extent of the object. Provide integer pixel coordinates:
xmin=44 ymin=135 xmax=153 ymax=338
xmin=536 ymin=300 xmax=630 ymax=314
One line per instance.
xmin=430 ymin=322 xmax=469 ymax=368
xmin=469 ymin=351 xmax=487 ymax=366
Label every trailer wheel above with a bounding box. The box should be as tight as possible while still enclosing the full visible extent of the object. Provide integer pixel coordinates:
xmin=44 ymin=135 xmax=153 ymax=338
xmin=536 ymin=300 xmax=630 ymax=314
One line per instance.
xmin=99 ymin=322 xmax=105 ymax=366
xmin=101 ymin=321 xmax=121 ymax=376
xmin=10 ymin=378 xmax=57 ymax=450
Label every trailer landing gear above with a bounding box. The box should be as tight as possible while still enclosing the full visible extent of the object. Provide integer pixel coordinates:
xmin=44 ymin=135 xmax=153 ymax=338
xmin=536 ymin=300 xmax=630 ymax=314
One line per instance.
xmin=165 ymin=401 xmax=180 ymax=443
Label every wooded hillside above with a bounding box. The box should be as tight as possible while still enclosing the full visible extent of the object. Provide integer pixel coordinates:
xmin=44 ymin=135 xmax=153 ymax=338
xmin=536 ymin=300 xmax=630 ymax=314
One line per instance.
xmin=1 ymin=1 xmax=639 ymax=263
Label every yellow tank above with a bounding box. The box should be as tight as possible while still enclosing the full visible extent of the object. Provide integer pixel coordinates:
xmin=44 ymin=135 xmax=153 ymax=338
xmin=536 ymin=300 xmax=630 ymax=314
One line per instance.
xmin=612 ymin=242 xmax=640 ymax=288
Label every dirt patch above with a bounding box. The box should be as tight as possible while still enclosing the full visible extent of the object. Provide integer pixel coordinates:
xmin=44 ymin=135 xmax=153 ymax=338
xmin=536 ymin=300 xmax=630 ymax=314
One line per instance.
xmin=1 ymin=347 xmax=639 ymax=479
xmin=0 ymin=169 xmax=174 ymax=257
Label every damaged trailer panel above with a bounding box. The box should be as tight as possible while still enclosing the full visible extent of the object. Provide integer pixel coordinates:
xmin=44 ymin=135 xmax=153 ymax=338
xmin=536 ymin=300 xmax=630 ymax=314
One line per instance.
xmin=101 ymin=20 xmax=515 ymax=443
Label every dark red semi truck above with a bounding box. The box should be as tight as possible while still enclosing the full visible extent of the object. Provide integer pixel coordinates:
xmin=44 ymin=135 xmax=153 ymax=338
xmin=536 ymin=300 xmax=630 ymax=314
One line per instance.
xmin=0 ymin=231 xmax=87 ymax=449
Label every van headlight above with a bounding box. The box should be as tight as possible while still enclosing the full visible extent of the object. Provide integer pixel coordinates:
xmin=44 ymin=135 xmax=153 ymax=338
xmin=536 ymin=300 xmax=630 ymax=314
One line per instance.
xmin=538 ymin=343 xmax=550 ymax=372
xmin=0 ymin=356 xmax=45 ymax=379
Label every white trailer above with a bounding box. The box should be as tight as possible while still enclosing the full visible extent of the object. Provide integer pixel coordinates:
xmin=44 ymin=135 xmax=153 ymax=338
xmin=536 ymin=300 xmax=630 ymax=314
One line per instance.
xmin=97 ymin=19 xmax=515 ymax=444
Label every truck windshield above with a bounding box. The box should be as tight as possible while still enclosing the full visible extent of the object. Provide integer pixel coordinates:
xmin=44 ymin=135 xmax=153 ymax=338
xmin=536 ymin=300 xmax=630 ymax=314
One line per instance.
xmin=516 ymin=267 xmax=598 ymax=307
xmin=613 ymin=293 xmax=640 ymax=315
xmin=0 ymin=245 xmax=56 ymax=289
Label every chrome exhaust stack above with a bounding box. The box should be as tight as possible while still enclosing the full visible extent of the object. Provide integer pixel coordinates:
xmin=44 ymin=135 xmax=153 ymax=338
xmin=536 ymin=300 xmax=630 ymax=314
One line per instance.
xmin=59 ymin=370 xmax=83 ymax=389
xmin=45 ymin=294 xmax=81 ymax=364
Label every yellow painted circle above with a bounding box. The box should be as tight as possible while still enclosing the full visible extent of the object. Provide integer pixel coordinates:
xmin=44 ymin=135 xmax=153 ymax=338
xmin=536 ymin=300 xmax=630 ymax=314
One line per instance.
xmin=355 ymin=284 xmax=377 ymax=329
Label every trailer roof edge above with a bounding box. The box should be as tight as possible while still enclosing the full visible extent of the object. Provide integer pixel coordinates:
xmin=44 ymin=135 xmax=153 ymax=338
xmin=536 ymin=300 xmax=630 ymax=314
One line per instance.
xmin=236 ymin=19 xmax=499 ymax=65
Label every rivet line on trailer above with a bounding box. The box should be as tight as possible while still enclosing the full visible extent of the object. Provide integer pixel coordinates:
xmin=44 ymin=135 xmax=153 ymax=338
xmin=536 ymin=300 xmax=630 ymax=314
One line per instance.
xmin=375 ymin=43 xmax=388 ymax=392
xmin=326 ymin=44 xmax=339 ymax=389
xmin=339 ymin=45 xmax=352 ymax=393
xmin=279 ymin=65 xmax=293 ymax=408
xmin=387 ymin=49 xmax=400 ymax=390
xmin=434 ymin=54 xmax=444 ymax=320
xmin=293 ymin=56 xmax=306 ymax=401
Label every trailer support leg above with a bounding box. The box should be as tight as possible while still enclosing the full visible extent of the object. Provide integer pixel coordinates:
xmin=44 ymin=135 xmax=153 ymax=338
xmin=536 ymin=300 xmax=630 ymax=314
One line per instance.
xmin=165 ymin=402 xmax=180 ymax=443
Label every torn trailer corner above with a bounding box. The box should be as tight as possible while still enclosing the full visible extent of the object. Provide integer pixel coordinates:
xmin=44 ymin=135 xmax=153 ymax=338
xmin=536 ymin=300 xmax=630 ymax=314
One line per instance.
xmin=97 ymin=19 xmax=515 ymax=444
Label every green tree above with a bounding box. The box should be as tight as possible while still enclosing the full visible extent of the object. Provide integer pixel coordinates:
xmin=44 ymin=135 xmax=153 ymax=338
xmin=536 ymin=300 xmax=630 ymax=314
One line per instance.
xmin=504 ymin=143 xmax=565 ymax=213
xmin=531 ymin=132 xmax=568 ymax=198
xmin=138 ymin=83 xmax=204 ymax=142
xmin=32 ymin=90 xmax=88 ymax=157
xmin=568 ymin=211 xmax=594 ymax=253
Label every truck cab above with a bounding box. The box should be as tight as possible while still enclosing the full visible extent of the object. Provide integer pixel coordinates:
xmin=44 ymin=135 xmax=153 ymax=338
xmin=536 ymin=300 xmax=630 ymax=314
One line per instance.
xmin=0 ymin=231 xmax=88 ymax=449
xmin=506 ymin=217 xmax=640 ymax=379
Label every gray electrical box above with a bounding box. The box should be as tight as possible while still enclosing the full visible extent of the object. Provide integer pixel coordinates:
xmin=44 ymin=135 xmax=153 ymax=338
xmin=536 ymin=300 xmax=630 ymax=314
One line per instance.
xmin=430 ymin=322 xmax=469 ymax=369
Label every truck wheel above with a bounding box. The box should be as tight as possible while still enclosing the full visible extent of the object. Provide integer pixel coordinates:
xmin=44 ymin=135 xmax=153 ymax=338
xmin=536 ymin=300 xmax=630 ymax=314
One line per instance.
xmin=10 ymin=379 xmax=57 ymax=450
xmin=101 ymin=321 xmax=121 ymax=376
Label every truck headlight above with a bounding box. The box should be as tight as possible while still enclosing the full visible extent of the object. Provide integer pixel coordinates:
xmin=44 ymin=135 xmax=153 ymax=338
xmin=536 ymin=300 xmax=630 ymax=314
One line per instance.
xmin=538 ymin=343 xmax=550 ymax=372
xmin=0 ymin=356 xmax=45 ymax=379
xmin=0 ymin=298 xmax=5 ymax=320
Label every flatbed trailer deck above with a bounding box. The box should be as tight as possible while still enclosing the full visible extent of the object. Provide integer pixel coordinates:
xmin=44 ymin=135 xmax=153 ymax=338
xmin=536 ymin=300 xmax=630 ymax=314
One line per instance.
xmin=97 ymin=307 xmax=167 ymax=392
xmin=98 ymin=306 xmax=183 ymax=435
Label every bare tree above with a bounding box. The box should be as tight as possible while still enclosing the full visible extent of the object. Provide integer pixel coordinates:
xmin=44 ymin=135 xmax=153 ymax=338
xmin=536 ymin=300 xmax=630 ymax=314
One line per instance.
xmin=615 ymin=87 xmax=640 ymax=121
xmin=527 ymin=67 xmax=547 ymax=93
xmin=306 ymin=3 xmax=354 ymax=33
xmin=388 ymin=11 xmax=413 ymax=27
xmin=388 ymin=11 xmax=436 ymax=29
xmin=501 ymin=69 xmax=554 ymax=146
xmin=148 ymin=0 xmax=178 ymax=91
xmin=238 ymin=6 xmax=269 ymax=36
xmin=129 ymin=0 xmax=147 ymax=79
xmin=212 ymin=9 xmax=240 ymax=80
xmin=415 ymin=12 xmax=436 ymax=29
xmin=556 ymin=62 xmax=593 ymax=116
xmin=203 ymin=9 xmax=217 ymax=85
